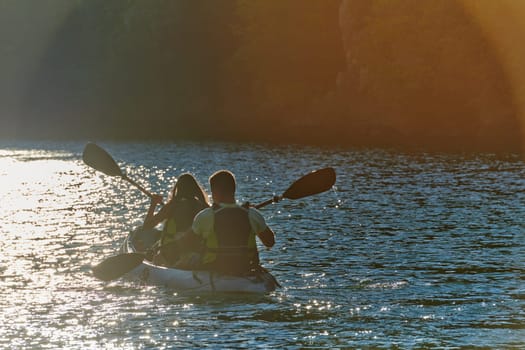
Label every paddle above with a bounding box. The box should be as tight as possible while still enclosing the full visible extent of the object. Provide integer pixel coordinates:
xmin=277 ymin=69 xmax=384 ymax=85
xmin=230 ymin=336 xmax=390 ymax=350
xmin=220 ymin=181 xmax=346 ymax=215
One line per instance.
xmin=255 ymin=167 xmax=336 ymax=209
xmin=82 ymin=142 xmax=158 ymax=201
xmin=83 ymin=142 xmax=162 ymax=281
xmin=91 ymin=252 xmax=145 ymax=281
xmin=88 ymin=150 xmax=335 ymax=281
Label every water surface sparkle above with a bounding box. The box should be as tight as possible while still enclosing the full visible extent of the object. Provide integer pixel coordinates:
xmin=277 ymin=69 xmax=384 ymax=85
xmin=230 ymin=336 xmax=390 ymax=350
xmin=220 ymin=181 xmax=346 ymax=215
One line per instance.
xmin=0 ymin=141 xmax=524 ymax=348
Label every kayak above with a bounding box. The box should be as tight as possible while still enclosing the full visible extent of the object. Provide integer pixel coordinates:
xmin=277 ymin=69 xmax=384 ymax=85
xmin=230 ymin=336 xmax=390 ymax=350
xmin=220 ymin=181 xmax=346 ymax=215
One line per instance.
xmin=84 ymin=143 xmax=333 ymax=292
xmin=118 ymin=228 xmax=280 ymax=294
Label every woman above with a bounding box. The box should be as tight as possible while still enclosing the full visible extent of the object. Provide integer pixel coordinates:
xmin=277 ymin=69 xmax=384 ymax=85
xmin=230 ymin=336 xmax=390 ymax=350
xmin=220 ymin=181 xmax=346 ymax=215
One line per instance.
xmin=143 ymin=173 xmax=209 ymax=267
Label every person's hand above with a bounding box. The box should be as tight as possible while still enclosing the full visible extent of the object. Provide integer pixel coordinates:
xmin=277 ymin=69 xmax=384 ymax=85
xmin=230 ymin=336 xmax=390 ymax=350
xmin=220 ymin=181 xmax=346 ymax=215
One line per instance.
xmin=150 ymin=194 xmax=163 ymax=205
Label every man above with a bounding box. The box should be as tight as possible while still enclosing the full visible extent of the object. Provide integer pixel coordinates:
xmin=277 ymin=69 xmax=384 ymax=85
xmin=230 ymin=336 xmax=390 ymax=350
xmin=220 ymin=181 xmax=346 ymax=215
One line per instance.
xmin=191 ymin=170 xmax=275 ymax=275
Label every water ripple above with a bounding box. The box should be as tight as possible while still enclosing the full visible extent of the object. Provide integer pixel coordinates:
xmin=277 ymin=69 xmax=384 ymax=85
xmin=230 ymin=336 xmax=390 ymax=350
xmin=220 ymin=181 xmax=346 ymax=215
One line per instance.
xmin=0 ymin=141 xmax=524 ymax=348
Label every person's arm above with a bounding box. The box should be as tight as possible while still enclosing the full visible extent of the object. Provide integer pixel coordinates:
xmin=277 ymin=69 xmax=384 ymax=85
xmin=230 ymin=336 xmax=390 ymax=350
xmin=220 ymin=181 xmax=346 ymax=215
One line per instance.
xmin=143 ymin=195 xmax=167 ymax=229
xmin=257 ymin=227 xmax=275 ymax=248
xmin=249 ymin=208 xmax=275 ymax=248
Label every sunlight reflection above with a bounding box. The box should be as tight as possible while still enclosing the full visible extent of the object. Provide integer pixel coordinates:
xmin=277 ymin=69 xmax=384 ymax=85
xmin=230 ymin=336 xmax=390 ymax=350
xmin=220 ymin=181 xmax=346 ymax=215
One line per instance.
xmin=461 ymin=0 xmax=525 ymax=152
xmin=0 ymin=148 xmax=112 ymax=297
xmin=1 ymin=158 xmax=91 ymax=231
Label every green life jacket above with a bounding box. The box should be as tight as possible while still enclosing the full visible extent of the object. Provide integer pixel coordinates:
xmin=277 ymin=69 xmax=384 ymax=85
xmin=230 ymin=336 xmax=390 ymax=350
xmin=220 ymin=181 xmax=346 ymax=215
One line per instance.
xmin=204 ymin=204 xmax=259 ymax=274
xmin=160 ymin=198 xmax=205 ymax=246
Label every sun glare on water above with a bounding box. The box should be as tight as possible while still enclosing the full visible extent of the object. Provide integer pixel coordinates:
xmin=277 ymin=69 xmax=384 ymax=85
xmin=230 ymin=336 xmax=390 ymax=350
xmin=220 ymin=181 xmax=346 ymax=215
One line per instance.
xmin=0 ymin=149 xmax=105 ymax=285
xmin=1 ymin=152 xmax=81 ymax=234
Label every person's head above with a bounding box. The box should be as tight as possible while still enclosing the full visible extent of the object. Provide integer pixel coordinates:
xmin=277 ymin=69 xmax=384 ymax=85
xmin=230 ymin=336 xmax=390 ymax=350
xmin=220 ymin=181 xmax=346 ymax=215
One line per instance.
xmin=209 ymin=170 xmax=236 ymax=203
xmin=171 ymin=173 xmax=208 ymax=204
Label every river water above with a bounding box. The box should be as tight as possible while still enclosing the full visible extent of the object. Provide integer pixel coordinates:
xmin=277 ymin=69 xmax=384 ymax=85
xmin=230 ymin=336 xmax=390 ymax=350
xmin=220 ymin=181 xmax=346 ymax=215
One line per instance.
xmin=0 ymin=140 xmax=523 ymax=349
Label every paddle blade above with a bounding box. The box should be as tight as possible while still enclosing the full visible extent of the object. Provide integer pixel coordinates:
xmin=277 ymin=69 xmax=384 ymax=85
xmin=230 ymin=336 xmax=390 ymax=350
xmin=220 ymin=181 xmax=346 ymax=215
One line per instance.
xmin=82 ymin=142 xmax=123 ymax=177
xmin=282 ymin=167 xmax=336 ymax=200
xmin=91 ymin=253 xmax=145 ymax=281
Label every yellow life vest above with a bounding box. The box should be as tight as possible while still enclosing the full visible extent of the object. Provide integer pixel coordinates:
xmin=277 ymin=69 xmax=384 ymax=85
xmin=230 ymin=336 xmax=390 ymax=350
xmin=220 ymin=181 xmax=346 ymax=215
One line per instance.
xmin=160 ymin=198 xmax=206 ymax=246
xmin=203 ymin=204 xmax=258 ymax=274
xmin=160 ymin=217 xmax=178 ymax=245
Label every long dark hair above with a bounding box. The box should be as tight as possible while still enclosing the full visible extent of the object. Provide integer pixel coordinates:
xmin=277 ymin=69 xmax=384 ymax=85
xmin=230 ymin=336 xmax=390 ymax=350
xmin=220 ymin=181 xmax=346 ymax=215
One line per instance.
xmin=169 ymin=173 xmax=209 ymax=206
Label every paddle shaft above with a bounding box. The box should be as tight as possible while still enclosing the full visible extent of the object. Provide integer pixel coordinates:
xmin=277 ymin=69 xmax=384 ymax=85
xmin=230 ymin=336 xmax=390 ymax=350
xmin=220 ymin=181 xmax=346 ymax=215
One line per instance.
xmin=255 ymin=196 xmax=282 ymax=209
xmin=83 ymin=142 xmax=163 ymax=203
xmin=254 ymin=167 xmax=336 ymax=209
xmin=122 ymin=174 xmax=156 ymax=200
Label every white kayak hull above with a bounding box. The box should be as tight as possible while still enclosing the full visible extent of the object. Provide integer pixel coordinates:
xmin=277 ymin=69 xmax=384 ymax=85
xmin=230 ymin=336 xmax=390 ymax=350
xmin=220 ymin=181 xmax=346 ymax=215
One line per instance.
xmin=120 ymin=229 xmax=279 ymax=294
